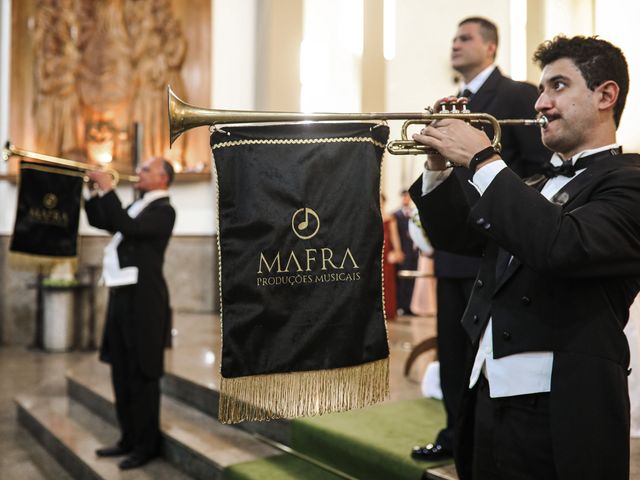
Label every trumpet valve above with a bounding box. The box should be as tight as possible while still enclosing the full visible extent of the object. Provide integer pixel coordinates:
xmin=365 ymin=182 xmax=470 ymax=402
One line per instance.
xmin=446 ymin=96 xmax=458 ymax=113
xmin=457 ymin=97 xmax=470 ymax=113
xmin=438 ymin=96 xmax=457 ymax=113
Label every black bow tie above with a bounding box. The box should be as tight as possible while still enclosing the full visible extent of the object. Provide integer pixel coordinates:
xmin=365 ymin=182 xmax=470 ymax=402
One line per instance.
xmin=542 ymin=148 xmax=622 ymax=178
xmin=542 ymin=160 xmax=577 ymax=178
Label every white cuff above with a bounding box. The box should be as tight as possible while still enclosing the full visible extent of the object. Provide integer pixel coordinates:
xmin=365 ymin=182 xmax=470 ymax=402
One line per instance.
xmin=471 ymin=160 xmax=507 ymax=195
xmin=421 ymin=165 xmax=453 ymax=196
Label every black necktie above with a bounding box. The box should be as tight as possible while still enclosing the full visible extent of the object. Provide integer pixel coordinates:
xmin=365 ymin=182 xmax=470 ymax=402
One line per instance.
xmin=459 ymin=88 xmax=473 ymax=99
xmin=541 ymin=147 xmax=621 ymax=178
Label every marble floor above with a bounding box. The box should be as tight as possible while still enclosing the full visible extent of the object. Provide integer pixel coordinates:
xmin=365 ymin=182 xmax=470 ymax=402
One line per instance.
xmin=2 ymin=311 xmax=639 ymax=479
xmin=0 ymin=346 xmax=85 ymax=480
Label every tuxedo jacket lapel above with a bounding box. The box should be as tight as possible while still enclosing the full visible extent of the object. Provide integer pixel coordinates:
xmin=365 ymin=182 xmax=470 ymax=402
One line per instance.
xmin=468 ymin=67 xmax=502 ymax=113
xmin=492 ymin=161 xmax=616 ymax=294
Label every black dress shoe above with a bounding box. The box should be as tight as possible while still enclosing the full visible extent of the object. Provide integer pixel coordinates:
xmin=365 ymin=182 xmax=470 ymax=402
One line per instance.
xmin=411 ymin=443 xmax=452 ymax=461
xmin=118 ymin=452 xmax=157 ymax=470
xmin=95 ymin=445 xmax=131 ymax=457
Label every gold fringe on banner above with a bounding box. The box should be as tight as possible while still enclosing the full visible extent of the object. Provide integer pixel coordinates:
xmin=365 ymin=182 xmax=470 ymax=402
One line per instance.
xmin=8 ymin=251 xmax=78 ymax=274
xmin=219 ymin=357 xmax=389 ymax=424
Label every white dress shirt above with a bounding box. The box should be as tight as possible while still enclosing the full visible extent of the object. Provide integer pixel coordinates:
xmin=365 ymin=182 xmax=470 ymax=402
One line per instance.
xmin=459 ymin=64 xmax=496 ymax=96
xmin=102 ymin=190 xmax=170 ymax=287
xmin=421 ymin=143 xmax=619 ymax=397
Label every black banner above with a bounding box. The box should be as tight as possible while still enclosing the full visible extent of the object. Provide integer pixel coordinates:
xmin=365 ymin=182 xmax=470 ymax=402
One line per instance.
xmin=10 ymin=161 xmax=84 ymax=266
xmin=212 ymin=122 xmax=390 ymax=422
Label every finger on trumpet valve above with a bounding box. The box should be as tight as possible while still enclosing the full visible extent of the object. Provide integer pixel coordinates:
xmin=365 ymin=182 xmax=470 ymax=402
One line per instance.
xmin=444 ymin=96 xmax=458 ymax=112
xmin=435 ymin=96 xmax=453 ymax=113
xmin=457 ymin=97 xmax=470 ymax=113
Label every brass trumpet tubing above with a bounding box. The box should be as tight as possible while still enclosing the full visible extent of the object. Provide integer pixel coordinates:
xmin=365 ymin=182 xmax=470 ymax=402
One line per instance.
xmin=394 ymin=114 xmax=502 ymax=155
xmin=3 ymin=142 xmax=139 ymax=185
xmin=168 ymin=86 xmax=548 ymax=156
xmin=169 ymin=86 xmax=456 ymax=147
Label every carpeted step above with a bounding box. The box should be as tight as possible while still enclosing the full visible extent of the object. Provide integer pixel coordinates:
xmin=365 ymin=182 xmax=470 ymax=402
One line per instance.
xmin=67 ymin=358 xmax=456 ymax=480
xmin=291 ymin=398 xmax=454 ymax=480
xmin=223 ymin=455 xmax=344 ymax=480
xmin=15 ymin=387 xmax=192 ymax=480
xmin=160 ymin=337 xmax=454 ymax=479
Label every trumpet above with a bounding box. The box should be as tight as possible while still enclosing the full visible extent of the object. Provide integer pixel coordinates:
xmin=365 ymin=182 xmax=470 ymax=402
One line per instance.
xmin=2 ymin=142 xmax=139 ymax=186
xmin=168 ymin=86 xmax=547 ymax=155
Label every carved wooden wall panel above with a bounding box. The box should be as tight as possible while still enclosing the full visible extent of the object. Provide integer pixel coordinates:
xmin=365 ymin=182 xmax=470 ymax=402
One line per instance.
xmin=10 ymin=0 xmax=211 ymax=175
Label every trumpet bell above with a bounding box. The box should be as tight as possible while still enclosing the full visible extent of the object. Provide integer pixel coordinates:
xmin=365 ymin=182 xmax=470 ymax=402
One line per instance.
xmin=168 ymin=85 xmax=391 ymax=147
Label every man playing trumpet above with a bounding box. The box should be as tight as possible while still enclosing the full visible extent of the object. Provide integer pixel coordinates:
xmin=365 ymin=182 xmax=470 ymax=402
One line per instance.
xmin=86 ymin=157 xmax=175 ymax=470
xmin=410 ymin=35 xmax=639 ymax=480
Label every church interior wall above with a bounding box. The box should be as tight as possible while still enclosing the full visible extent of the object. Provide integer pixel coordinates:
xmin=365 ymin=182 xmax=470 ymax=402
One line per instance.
xmin=0 ymin=234 xmax=216 ymax=346
xmin=1 ymin=0 xmax=639 ymax=345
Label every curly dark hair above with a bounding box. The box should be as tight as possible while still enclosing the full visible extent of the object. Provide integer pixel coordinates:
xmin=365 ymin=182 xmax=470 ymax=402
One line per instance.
xmin=533 ymin=36 xmax=629 ymax=127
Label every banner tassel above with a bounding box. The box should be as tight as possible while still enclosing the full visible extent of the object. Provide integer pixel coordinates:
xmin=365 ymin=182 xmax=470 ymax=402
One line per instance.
xmin=219 ymin=357 xmax=389 ymax=424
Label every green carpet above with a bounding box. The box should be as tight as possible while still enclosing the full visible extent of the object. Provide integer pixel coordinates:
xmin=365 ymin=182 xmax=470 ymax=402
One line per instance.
xmin=292 ymin=398 xmax=450 ymax=480
xmin=223 ymin=398 xmax=451 ymax=480
xmin=223 ymin=454 xmax=343 ymax=479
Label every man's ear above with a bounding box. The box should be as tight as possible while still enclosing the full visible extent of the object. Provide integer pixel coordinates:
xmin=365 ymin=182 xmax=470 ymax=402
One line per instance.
xmin=487 ymin=42 xmax=497 ymax=60
xmin=596 ymin=80 xmax=619 ymax=113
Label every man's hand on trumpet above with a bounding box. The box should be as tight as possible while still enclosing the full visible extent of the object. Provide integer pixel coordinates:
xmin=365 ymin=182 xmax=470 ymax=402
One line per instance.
xmin=88 ymin=170 xmax=114 ymax=193
xmin=413 ymin=96 xmax=501 ymax=172
xmin=413 ymin=118 xmax=500 ymax=171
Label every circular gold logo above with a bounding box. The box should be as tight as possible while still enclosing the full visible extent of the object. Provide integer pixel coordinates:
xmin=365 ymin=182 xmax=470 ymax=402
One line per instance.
xmin=292 ymin=207 xmax=320 ymax=240
xmin=43 ymin=193 xmax=58 ymax=209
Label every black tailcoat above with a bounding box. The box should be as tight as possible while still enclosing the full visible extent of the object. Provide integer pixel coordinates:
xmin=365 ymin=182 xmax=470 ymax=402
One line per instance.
xmin=411 ymin=154 xmax=640 ymax=480
xmin=85 ymin=190 xmax=175 ymax=378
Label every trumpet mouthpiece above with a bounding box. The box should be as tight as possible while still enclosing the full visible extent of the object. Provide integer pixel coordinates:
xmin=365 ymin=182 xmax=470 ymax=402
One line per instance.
xmin=537 ymin=115 xmax=549 ymax=128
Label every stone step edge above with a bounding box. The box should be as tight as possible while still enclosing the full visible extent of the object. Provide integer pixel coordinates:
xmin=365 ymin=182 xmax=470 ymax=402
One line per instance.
xmin=15 ymin=393 xmax=177 ymax=480
xmin=162 ymin=370 xmax=292 ymax=445
xmin=67 ymin=364 xmax=450 ymax=480
xmin=16 ymin=395 xmax=102 ymax=480
xmin=160 ymin=372 xmax=451 ymax=480
xmin=66 ymin=372 xmax=281 ymax=480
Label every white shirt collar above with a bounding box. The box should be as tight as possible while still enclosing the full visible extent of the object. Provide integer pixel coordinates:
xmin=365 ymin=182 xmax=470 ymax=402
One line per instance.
xmin=128 ymin=189 xmax=170 ymax=217
xmin=550 ymin=143 xmax=620 ymax=166
xmin=461 ymin=64 xmax=496 ymax=95
xmin=139 ymin=189 xmax=169 ymax=202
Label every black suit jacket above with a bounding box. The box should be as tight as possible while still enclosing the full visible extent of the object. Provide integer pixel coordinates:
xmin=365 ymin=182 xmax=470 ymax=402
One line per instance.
xmin=411 ymin=154 xmax=640 ymax=480
xmin=434 ymin=67 xmax=552 ymax=278
xmin=85 ymin=191 xmax=176 ymax=378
